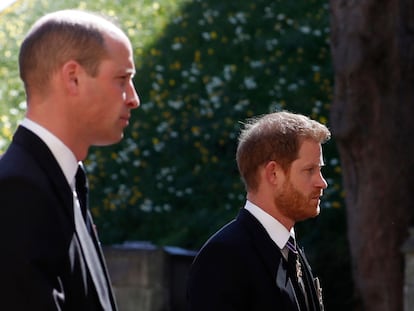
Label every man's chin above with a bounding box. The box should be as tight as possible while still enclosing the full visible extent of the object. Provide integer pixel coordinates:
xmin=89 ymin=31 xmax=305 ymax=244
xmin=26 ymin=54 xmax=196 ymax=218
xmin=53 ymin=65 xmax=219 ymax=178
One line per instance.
xmin=295 ymin=207 xmax=320 ymax=222
xmin=93 ymin=135 xmax=124 ymax=146
xmin=308 ymin=205 xmax=321 ymax=219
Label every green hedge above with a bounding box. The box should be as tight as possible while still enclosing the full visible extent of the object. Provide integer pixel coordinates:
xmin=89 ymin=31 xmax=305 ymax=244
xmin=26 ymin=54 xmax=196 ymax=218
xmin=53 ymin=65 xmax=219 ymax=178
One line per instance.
xmin=0 ymin=0 xmax=354 ymax=309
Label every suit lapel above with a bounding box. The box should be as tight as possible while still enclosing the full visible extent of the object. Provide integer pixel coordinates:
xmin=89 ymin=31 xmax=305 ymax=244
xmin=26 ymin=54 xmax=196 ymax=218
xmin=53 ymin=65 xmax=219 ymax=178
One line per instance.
xmin=87 ymin=211 xmax=118 ymax=309
xmin=13 ymin=126 xmax=118 ymax=310
xmin=275 ymin=256 xmax=302 ymax=309
xmin=238 ymin=209 xmax=278 ymax=276
xmin=237 ymin=209 xmax=301 ymax=310
xmin=298 ymin=247 xmax=323 ymax=311
xmin=12 ymin=126 xmax=74 ymax=220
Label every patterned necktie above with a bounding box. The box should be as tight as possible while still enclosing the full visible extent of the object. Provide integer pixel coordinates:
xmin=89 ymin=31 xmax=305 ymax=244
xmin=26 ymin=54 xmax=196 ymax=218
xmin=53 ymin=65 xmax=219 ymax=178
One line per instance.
xmin=286 ymin=236 xmax=309 ymax=310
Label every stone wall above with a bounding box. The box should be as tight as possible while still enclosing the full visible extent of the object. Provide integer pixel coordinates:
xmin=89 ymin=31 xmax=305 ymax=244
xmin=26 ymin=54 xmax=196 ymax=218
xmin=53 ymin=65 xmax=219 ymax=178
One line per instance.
xmin=104 ymin=241 xmax=196 ymax=311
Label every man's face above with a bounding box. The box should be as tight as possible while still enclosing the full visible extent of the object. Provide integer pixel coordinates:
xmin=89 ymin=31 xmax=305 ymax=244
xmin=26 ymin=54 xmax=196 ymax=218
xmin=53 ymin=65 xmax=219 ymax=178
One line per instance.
xmin=275 ymin=139 xmax=328 ymax=222
xmin=79 ymin=33 xmax=140 ymax=146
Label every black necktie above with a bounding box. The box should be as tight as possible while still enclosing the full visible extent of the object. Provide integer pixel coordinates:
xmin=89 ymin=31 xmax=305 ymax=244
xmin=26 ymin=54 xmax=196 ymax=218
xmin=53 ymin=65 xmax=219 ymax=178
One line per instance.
xmin=75 ymin=164 xmax=93 ymax=235
xmin=75 ymin=164 xmax=88 ymax=220
xmin=73 ymin=163 xmax=112 ymax=309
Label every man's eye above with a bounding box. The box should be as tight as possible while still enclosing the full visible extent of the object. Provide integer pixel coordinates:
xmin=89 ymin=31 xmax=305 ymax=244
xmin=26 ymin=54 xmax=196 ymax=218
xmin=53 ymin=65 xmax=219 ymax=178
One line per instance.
xmin=118 ymin=77 xmax=128 ymax=85
xmin=306 ymin=167 xmax=319 ymax=174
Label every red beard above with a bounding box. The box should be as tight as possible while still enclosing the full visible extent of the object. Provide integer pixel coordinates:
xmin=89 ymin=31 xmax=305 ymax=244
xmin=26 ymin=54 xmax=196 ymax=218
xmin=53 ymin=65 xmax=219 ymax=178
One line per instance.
xmin=275 ymin=178 xmax=321 ymax=222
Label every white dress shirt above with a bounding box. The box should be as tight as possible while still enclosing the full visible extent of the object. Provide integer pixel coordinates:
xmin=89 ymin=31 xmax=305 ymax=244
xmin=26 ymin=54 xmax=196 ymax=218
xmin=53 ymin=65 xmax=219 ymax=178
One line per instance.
xmin=244 ymin=200 xmax=295 ymax=251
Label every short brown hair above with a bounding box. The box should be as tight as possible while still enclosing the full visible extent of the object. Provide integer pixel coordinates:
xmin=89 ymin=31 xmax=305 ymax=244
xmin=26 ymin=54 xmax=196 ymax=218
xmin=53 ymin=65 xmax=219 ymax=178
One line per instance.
xmin=19 ymin=10 xmax=121 ymax=95
xmin=236 ymin=111 xmax=331 ymax=191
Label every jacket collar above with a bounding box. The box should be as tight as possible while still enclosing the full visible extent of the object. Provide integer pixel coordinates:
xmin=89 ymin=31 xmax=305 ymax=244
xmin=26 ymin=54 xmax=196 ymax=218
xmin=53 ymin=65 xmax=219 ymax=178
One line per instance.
xmin=12 ymin=126 xmax=74 ymax=221
xmin=237 ymin=208 xmax=302 ymax=310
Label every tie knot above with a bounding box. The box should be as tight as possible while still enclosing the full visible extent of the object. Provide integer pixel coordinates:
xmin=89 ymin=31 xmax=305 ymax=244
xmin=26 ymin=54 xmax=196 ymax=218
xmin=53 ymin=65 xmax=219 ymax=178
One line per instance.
xmin=75 ymin=163 xmax=89 ymax=215
xmin=76 ymin=164 xmax=87 ymax=186
xmin=286 ymin=236 xmax=298 ymax=254
xmin=75 ymin=164 xmax=89 ymax=194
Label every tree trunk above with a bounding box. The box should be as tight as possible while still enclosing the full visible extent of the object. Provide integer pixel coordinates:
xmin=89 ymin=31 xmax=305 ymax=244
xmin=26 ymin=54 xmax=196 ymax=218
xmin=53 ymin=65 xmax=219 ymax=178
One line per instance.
xmin=329 ymin=1 xmax=414 ymax=310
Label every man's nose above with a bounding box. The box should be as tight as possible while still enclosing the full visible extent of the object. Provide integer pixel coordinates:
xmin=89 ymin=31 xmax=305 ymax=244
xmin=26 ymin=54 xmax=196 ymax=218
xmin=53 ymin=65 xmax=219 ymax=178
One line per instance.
xmin=126 ymin=83 xmax=140 ymax=109
xmin=318 ymin=173 xmax=328 ymax=189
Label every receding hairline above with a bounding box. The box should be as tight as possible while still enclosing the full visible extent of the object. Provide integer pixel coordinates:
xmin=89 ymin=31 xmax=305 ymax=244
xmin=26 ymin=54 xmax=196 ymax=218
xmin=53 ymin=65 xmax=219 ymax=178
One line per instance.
xmin=32 ymin=9 xmax=123 ymax=33
xmin=19 ymin=9 xmax=129 ymax=95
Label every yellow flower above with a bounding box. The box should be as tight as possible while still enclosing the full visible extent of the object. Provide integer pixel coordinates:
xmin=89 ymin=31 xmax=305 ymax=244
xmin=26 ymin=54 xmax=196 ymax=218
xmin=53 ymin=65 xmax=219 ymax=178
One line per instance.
xmin=332 ymin=201 xmax=341 ymax=209
xmin=194 ymin=50 xmax=201 ymax=63
xmin=191 ymin=126 xmax=201 ymax=136
xmin=318 ymin=116 xmax=328 ymax=125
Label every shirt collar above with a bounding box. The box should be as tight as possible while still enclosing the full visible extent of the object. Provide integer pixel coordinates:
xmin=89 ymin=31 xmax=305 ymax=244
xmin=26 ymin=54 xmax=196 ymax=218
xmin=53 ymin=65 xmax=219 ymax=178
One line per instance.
xmin=20 ymin=118 xmax=79 ymax=187
xmin=244 ymin=200 xmax=294 ymax=250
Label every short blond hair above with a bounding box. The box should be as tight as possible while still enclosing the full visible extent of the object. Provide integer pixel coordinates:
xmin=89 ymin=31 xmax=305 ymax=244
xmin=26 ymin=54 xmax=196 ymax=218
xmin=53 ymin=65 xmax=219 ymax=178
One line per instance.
xmin=19 ymin=10 xmax=124 ymax=95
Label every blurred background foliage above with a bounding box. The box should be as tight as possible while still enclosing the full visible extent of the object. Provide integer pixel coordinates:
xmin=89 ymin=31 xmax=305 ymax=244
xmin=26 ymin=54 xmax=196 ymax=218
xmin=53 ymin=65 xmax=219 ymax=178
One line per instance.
xmin=0 ymin=0 xmax=354 ymax=309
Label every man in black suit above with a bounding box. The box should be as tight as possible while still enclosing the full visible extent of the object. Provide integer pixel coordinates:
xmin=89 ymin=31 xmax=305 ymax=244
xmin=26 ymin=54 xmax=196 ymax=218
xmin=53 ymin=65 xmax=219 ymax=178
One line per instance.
xmin=0 ymin=10 xmax=139 ymax=310
xmin=187 ymin=111 xmax=330 ymax=310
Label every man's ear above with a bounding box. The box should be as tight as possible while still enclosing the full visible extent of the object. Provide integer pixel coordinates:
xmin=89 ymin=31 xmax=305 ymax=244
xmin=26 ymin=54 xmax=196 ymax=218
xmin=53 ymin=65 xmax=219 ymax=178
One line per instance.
xmin=61 ymin=60 xmax=81 ymax=95
xmin=264 ymin=160 xmax=283 ymax=185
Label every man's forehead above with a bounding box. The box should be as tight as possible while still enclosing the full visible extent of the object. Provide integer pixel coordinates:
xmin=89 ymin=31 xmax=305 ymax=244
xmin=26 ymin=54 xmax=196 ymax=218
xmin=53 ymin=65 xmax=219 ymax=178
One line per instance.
xmin=296 ymin=141 xmax=323 ymax=162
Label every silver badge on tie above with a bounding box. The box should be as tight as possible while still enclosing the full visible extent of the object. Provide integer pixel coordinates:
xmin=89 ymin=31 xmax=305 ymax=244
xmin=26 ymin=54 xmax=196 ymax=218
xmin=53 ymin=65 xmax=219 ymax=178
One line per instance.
xmin=296 ymin=258 xmax=302 ymax=279
xmin=314 ymin=277 xmax=324 ymax=311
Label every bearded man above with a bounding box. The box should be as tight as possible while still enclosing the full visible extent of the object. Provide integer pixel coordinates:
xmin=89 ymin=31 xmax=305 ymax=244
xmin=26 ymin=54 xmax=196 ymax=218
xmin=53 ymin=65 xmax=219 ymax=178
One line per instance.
xmin=187 ymin=111 xmax=329 ymax=311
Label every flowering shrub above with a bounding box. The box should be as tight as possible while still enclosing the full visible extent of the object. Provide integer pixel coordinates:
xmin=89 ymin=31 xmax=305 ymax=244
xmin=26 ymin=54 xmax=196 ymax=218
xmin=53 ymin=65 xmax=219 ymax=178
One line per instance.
xmin=90 ymin=0 xmax=344 ymax=249
xmin=1 ymin=1 xmax=353 ymax=309
xmin=0 ymin=0 xmax=343 ymax=248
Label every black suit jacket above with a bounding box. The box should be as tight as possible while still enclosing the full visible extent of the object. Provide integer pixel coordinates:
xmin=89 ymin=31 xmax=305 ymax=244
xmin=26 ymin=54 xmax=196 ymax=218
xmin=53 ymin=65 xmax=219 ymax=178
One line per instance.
xmin=0 ymin=126 xmax=117 ymax=310
xmin=187 ymin=208 xmax=324 ymax=311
